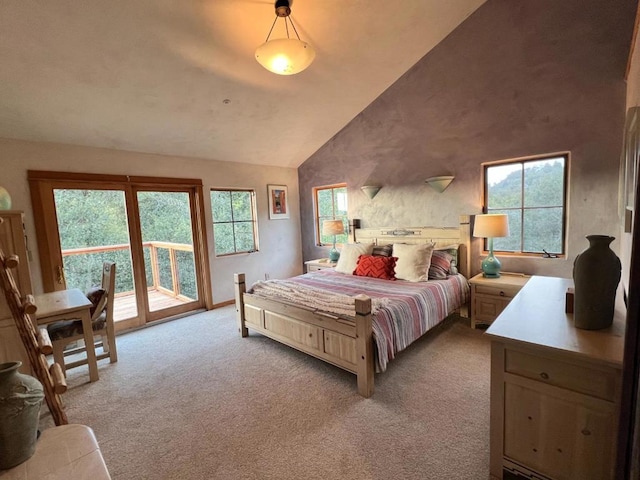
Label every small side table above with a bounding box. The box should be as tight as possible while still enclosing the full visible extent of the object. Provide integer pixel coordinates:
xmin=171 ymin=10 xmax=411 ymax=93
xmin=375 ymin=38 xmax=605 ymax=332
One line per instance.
xmin=304 ymin=258 xmax=336 ymax=273
xmin=33 ymin=289 xmax=98 ymax=382
xmin=469 ymin=272 xmax=530 ymax=328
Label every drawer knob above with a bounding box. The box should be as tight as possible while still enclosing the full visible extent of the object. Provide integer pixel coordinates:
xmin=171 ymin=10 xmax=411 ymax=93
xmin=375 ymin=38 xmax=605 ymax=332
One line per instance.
xmin=499 ymin=291 xmax=505 ymax=296
xmin=540 ymin=372 xmax=549 ymax=380
xmin=581 ymin=429 xmax=591 ymax=436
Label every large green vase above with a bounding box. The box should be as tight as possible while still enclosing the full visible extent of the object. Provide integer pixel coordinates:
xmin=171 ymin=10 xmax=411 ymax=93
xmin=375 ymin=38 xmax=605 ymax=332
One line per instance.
xmin=0 ymin=187 xmax=11 ymax=210
xmin=572 ymin=235 xmax=621 ymax=330
xmin=0 ymin=361 xmax=44 ymax=469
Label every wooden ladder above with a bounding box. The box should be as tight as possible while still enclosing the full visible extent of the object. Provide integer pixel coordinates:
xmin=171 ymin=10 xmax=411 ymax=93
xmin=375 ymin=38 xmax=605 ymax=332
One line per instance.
xmin=0 ymin=245 xmax=68 ymax=425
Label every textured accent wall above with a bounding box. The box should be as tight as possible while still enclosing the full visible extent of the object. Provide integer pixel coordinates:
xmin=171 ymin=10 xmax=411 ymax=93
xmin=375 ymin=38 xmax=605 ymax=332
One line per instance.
xmin=298 ymin=0 xmax=637 ymax=278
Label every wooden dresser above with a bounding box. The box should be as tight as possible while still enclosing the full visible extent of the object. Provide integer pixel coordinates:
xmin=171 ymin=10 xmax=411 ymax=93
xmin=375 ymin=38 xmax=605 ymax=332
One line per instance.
xmin=304 ymin=258 xmax=336 ymax=272
xmin=469 ymin=273 xmax=530 ymax=328
xmin=486 ymin=276 xmax=625 ymax=480
xmin=0 ymin=211 xmax=33 ymax=374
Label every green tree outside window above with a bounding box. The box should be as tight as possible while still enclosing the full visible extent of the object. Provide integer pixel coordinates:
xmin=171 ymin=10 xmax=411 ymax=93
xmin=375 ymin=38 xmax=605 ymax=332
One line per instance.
xmin=314 ymin=184 xmax=348 ymax=246
xmin=484 ymin=155 xmax=567 ymax=255
xmin=211 ymin=189 xmax=258 ymax=255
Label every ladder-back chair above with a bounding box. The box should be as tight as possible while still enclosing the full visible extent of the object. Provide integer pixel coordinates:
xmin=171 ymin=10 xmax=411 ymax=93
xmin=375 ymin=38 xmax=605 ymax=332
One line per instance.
xmin=48 ymin=262 xmax=117 ymax=376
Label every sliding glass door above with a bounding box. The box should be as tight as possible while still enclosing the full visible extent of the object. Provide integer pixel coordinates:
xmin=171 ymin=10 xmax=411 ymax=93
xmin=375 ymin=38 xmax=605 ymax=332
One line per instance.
xmin=53 ymin=188 xmax=138 ymax=323
xmin=136 ymin=190 xmax=200 ymax=321
xmin=28 ymin=172 xmax=212 ymax=330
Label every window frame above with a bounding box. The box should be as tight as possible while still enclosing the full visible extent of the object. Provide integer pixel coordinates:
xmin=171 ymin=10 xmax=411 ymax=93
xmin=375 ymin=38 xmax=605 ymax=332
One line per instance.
xmin=210 ymin=188 xmax=259 ymax=257
xmin=481 ymin=152 xmax=569 ymax=257
xmin=313 ymin=183 xmax=348 ymax=246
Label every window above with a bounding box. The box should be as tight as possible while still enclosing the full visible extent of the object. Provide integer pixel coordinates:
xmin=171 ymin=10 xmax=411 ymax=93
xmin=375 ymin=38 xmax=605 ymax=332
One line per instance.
xmin=483 ymin=153 xmax=568 ymax=256
xmin=314 ymin=184 xmax=348 ymax=246
xmin=210 ymin=189 xmax=258 ymax=255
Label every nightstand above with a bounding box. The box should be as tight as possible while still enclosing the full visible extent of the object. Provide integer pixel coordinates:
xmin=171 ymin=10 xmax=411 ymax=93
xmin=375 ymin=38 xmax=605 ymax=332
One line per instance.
xmin=304 ymin=258 xmax=336 ymax=272
xmin=469 ymin=272 xmax=530 ymax=328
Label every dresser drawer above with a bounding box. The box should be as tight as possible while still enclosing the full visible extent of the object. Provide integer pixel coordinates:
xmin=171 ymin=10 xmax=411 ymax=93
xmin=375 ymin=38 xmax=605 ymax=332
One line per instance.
xmin=505 ymin=349 xmax=617 ymax=401
xmin=475 ymin=296 xmax=510 ymax=322
xmin=475 ymin=284 xmax=520 ymax=299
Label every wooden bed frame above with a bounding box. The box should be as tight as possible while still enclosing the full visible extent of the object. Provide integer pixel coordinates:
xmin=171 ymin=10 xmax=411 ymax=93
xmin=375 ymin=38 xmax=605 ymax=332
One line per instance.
xmin=234 ymin=215 xmax=471 ymax=397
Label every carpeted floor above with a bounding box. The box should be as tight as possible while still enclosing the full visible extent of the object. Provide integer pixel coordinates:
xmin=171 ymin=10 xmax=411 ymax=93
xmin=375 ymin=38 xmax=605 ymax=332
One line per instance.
xmin=41 ymin=306 xmax=492 ymax=480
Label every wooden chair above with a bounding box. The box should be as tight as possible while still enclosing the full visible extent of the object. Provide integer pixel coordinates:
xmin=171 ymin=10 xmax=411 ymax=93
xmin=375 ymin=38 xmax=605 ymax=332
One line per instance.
xmin=48 ymin=262 xmax=117 ymax=376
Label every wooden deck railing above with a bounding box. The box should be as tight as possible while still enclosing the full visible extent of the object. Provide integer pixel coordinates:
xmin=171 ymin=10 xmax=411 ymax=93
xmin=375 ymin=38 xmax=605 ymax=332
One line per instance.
xmin=61 ymin=241 xmax=194 ymax=300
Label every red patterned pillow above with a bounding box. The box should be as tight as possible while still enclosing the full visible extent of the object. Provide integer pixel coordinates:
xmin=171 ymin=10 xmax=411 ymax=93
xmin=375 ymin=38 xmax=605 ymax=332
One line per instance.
xmin=353 ymin=255 xmax=397 ymax=280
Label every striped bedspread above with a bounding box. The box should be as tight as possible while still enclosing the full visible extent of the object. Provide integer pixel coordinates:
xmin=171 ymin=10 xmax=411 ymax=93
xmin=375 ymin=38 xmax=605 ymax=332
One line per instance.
xmin=250 ymin=270 xmax=469 ymax=372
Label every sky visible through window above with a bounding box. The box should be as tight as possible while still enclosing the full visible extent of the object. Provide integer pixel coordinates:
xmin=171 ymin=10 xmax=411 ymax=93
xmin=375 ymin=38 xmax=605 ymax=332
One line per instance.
xmin=487 ymin=157 xmax=564 ymax=185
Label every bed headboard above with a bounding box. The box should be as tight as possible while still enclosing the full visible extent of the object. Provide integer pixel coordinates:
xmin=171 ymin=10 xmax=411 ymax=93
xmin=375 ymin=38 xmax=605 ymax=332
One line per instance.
xmin=352 ymin=215 xmax=471 ymax=279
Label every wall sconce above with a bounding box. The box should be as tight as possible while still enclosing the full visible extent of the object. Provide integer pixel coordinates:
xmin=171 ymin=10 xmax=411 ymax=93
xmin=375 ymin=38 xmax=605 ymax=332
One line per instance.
xmin=255 ymin=0 xmax=316 ymax=75
xmin=360 ymin=185 xmax=381 ymax=200
xmin=425 ymin=175 xmax=454 ymax=193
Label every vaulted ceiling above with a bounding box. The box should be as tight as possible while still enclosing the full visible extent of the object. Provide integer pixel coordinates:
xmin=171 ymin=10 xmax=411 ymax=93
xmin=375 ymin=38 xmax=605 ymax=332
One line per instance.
xmin=0 ymin=0 xmax=486 ymax=168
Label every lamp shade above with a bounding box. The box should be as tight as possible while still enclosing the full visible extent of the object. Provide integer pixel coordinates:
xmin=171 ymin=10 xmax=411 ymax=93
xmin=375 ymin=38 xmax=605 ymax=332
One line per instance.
xmin=473 ymin=214 xmax=510 ymax=238
xmin=322 ymin=219 xmax=345 ymax=236
xmin=255 ymin=38 xmax=316 ymax=75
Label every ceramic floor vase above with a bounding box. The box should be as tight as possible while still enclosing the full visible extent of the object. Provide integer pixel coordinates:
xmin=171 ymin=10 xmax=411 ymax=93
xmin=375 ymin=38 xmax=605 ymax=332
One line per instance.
xmin=0 ymin=361 xmax=45 ymax=470
xmin=572 ymin=235 xmax=621 ymax=330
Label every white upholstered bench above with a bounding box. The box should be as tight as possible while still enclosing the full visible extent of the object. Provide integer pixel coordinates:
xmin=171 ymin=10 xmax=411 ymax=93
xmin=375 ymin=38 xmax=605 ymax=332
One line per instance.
xmin=0 ymin=424 xmax=110 ymax=479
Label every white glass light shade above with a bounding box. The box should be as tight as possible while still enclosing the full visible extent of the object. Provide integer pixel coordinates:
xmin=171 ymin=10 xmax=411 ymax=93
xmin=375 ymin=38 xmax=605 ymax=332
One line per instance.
xmin=255 ymin=38 xmax=316 ymax=75
xmin=473 ymin=214 xmax=510 ymax=238
xmin=360 ymin=185 xmax=381 ymax=199
xmin=425 ymin=175 xmax=454 ymax=193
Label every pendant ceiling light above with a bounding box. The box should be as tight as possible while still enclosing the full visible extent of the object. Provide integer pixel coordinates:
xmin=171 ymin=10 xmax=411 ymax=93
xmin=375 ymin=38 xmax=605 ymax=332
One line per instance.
xmin=255 ymin=0 xmax=315 ymax=75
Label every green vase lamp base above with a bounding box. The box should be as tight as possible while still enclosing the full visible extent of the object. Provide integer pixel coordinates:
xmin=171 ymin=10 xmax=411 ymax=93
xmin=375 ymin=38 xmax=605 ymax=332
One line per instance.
xmin=481 ymin=253 xmax=502 ymax=278
xmin=329 ymin=248 xmax=340 ymax=263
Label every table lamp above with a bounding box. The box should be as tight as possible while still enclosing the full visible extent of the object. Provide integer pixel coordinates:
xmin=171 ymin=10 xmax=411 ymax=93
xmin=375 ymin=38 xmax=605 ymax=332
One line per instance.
xmin=473 ymin=214 xmax=510 ymax=278
xmin=322 ymin=220 xmax=345 ymax=262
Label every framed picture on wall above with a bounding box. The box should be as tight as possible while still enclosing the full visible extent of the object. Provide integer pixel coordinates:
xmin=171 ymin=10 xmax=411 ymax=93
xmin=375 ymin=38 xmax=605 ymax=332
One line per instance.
xmin=267 ymin=184 xmax=289 ymax=219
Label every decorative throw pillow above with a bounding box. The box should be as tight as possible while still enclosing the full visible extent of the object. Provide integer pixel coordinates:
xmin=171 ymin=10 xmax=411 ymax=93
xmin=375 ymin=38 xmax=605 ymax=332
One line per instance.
xmin=372 ymin=244 xmax=393 ymax=257
xmin=335 ymin=243 xmax=374 ymax=274
xmin=393 ymin=243 xmax=435 ymax=282
xmin=428 ymin=250 xmax=454 ymax=280
xmin=86 ymin=286 xmax=107 ymax=320
xmin=353 ymin=255 xmax=397 ymax=280
xmin=435 ymin=244 xmax=459 ymax=275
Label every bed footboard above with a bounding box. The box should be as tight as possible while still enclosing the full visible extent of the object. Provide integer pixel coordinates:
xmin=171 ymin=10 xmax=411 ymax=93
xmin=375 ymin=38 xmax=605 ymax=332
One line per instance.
xmin=234 ymin=273 xmax=375 ymax=397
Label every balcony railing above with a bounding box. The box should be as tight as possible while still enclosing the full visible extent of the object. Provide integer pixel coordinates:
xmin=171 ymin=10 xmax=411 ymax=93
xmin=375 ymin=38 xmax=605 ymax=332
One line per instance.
xmin=61 ymin=242 xmax=195 ymax=318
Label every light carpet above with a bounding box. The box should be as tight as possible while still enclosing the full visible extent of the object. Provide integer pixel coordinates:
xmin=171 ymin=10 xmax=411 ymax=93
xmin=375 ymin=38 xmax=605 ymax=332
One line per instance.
xmin=41 ymin=306 xmax=491 ymax=480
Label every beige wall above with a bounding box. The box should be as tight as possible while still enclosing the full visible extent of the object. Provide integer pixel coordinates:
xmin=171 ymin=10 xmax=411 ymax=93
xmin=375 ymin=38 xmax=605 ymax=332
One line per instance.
xmin=0 ymin=138 xmax=302 ymax=304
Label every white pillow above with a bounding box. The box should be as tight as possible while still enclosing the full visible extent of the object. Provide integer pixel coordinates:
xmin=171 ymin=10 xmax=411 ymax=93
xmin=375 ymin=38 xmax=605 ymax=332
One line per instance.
xmin=393 ymin=243 xmax=435 ymax=282
xmin=335 ymin=243 xmax=374 ymax=274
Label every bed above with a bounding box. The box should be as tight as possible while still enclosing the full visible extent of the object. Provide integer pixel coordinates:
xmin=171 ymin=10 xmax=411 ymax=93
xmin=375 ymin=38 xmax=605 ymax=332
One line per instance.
xmin=234 ymin=215 xmax=471 ymax=397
